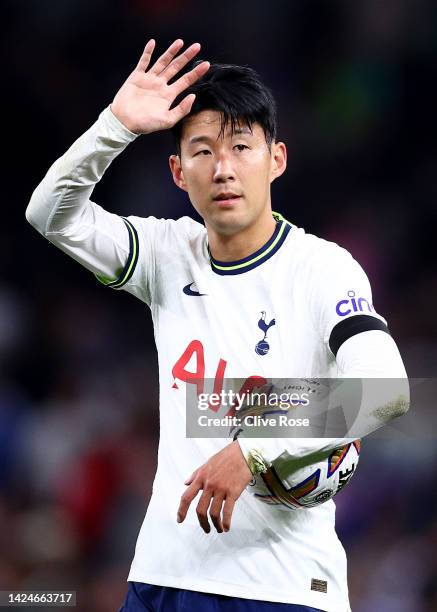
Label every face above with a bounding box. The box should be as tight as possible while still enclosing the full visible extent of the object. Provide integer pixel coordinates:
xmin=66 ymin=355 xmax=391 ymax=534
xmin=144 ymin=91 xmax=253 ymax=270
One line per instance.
xmin=169 ymin=110 xmax=287 ymax=236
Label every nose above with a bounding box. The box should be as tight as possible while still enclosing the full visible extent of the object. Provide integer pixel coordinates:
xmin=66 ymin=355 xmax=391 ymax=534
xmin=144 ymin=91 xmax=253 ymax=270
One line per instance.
xmin=213 ymin=153 xmax=235 ymax=183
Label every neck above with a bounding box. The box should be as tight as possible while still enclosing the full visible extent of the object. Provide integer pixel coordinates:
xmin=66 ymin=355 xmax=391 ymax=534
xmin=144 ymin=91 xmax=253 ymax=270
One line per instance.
xmin=207 ymin=209 xmax=277 ymax=262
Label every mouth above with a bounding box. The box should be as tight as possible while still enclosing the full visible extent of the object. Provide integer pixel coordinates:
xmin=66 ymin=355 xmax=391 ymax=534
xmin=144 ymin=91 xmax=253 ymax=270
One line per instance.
xmin=212 ymin=193 xmax=242 ymax=207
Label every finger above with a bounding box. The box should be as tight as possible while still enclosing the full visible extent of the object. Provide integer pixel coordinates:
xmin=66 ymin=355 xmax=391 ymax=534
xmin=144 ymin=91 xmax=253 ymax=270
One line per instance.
xmin=167 ymin=93 xmax=197 ymax=126
xmin=184 ymin=469 xmax=198 ymax=486
xmin=177 ymin=480 xmax=202 ymax=524
xmin=161 ymin=42 xmax=201 ymax=81
xmin=222 ymin=496 xmax=237 ymax=532
xmin=209 ymin=494 xmax=225 ymax=533
xmin=149 ymin=39 xmax=184 ymax=75
xmin=170 ymin=61 xmax=210 ymax=98
xmin=196 ymin=491 xmax=213 ymax=533
xmin=135 ymin=39 xmax=156 ymax=72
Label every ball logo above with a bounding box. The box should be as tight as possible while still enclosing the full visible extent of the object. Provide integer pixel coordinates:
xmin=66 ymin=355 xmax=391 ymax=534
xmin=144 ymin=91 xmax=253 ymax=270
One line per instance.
xmin=255 ymin=311 xmax=276 ymax=356
xmin=335 ymin=290 xmax=374 ymax=317
xmin=336 ymin=465 xmax=356 ymax=493
xmin=314 ymin=490 xmax=333 ymax=503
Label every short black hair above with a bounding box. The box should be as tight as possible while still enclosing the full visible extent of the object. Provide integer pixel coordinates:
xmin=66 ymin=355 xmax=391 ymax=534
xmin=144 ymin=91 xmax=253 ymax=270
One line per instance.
xmin=171 ymin=63 xmax=277 ymax=155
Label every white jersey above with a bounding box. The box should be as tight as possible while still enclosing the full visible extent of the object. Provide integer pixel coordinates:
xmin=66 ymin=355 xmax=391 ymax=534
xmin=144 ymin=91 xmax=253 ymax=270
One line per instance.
xmin=26 ymin=108 xmax=408 ymax=612
xmin=118 ymin=212 xmax=378 ymax=612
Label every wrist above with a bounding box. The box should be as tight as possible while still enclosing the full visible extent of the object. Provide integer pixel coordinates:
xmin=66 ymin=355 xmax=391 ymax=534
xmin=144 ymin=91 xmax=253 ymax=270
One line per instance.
xmin=108 ymin=105 xmax=142 ymax=137
xmin=236 ymin=439 xmax=269 ymax=476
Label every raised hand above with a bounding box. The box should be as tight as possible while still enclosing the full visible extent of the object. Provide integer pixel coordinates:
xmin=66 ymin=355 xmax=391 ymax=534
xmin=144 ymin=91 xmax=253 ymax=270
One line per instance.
xmin=111 ymin=39 xmax=210 ymax=135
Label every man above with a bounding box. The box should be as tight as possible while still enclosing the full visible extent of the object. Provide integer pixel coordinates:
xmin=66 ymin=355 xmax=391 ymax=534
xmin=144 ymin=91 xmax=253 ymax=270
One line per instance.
xmin=26 ymin=39 xmax=408 ymax=612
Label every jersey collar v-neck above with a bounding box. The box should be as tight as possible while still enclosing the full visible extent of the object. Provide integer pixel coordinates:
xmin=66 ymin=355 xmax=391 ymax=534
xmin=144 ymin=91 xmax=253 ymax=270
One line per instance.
xmin=208 ymin=211 xmax=292 ymax=276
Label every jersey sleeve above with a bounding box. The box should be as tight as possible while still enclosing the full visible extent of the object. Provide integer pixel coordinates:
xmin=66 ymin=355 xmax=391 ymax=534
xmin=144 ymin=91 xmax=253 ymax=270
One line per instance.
xmin=309 ymin=245 xmax=389 ymax=356
xmin=97 ymin=214 xmax=168 ymax=305
xmin=26 ymin=106 xmax=153 ymax=300
xmin=26 ymin=106 xmax=200 ymax=307
xmin=237 ymin=331 xmax=409 ymax=470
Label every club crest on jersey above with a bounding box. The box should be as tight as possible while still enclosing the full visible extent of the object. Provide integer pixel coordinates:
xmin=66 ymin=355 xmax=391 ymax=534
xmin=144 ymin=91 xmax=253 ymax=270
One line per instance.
xmin=255 ymin=311 xmax=276 ymax=356
xmin=335 ymin=290 xmax=374 ymax=317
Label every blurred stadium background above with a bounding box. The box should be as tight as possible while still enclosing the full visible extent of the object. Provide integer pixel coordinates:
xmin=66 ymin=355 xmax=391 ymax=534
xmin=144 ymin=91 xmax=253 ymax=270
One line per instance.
xmin=2 ymin=0 xmax=437 ymax=610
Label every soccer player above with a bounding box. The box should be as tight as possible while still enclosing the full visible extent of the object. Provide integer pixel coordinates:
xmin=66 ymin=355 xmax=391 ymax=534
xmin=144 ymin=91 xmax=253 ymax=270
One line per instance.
xmin=26 ymin=39 xmax=408 ymax=612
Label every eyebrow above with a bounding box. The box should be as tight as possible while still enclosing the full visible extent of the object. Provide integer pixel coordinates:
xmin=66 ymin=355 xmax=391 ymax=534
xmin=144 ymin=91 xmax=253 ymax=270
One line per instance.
xmin=188 ymin=126 xmax=253 ymax=146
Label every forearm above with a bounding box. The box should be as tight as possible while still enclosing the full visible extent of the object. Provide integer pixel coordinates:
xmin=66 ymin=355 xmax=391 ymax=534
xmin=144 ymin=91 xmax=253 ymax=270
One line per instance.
xmin=26 ymin=107 xmax=139 ymax=279
xmin=335 ymin=329 xmax=409 ymax=437
xmin=26 ymin=107 xmax=137 ymax=234
xmin=238 ymin=331 xmax=410 ymax=472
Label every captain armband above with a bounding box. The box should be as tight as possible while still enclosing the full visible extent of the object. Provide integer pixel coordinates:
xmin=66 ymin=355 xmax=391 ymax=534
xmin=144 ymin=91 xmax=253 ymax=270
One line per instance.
xmin=329 ymin=314 xmax=390 ymax=357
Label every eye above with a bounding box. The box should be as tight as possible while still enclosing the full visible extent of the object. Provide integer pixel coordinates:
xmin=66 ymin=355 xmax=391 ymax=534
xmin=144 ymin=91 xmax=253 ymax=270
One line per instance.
xmin=234 ymin=144 xmax=249 ymax=152
xmin=194 ymin=149 xmax=211 ymax=156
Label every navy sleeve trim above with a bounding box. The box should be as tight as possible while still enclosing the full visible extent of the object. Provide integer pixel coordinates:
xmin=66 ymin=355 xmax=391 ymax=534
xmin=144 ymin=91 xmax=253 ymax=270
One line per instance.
xmin=329 ymin=315 xmax=390 ymax=357
xmin=96 ymin=217 xmax=139 ymax=289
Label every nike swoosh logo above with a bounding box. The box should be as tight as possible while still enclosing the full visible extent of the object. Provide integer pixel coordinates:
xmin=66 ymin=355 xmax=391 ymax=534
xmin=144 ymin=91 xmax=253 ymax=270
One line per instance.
xmin=183 ymin=282 xmax=207 ymax=297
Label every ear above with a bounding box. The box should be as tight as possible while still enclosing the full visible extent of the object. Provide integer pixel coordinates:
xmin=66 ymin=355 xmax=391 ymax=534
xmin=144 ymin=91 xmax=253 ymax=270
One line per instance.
xmin=269 ymin=141 xmax=287 ymax=183
xmin=169 ymin=155 xmax=188 ymax=192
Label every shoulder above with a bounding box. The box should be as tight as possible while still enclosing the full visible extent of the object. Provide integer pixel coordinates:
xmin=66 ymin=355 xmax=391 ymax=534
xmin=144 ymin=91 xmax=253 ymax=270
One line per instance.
xmin=289 ymin=227 xmax=358 ymax=275
xmin=125 ymin=214 xmax=206 ymax=243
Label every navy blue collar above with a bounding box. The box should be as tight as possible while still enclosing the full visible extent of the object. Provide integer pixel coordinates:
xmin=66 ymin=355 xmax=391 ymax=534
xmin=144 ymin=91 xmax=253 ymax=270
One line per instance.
xmin=209 ymin=212 xmax=292 ymax=276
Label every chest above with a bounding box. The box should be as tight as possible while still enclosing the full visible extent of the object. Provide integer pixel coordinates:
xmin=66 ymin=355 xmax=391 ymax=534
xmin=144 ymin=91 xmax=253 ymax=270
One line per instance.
xmin=151 ymin=254 xmax=332 ymax=380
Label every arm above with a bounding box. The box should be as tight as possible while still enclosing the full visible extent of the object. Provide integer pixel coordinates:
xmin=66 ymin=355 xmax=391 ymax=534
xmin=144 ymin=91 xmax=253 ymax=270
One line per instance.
xmin=237 ymin=330 xmax=409 ymax=470
xmin=177 ymin=250 xmax=410 ymax=533
xmin=26 ymin=39 xmax=210 ymax=281
xmin=238 ymin=252 xmax=410 ymax=468
xmin=25 ymin=108 xmax=138 ymax=280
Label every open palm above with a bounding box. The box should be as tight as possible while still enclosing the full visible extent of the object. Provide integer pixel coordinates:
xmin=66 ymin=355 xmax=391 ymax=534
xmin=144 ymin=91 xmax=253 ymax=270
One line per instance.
xmin=111 ymin=39 xmax=209 ymax=135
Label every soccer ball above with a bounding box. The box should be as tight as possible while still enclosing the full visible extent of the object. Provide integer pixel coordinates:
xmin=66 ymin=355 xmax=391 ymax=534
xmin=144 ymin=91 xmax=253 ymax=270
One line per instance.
xmin=247 ymin=441 xmax=360 ymax=510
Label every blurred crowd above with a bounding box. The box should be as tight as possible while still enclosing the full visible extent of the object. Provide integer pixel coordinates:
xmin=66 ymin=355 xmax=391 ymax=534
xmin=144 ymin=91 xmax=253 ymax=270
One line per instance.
xmin=2 ymin=1 xmax=437 ymax=610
